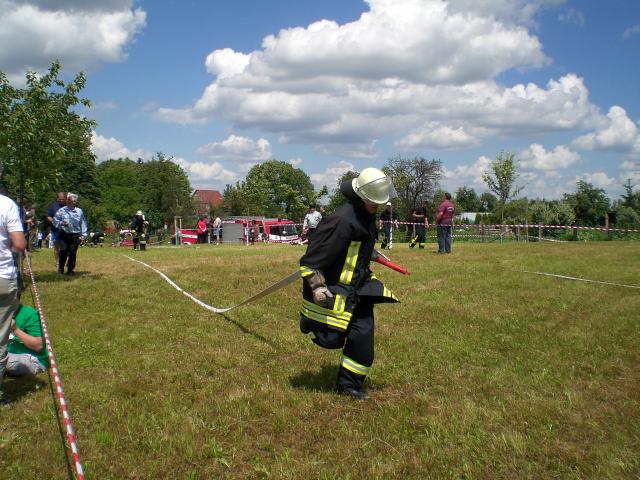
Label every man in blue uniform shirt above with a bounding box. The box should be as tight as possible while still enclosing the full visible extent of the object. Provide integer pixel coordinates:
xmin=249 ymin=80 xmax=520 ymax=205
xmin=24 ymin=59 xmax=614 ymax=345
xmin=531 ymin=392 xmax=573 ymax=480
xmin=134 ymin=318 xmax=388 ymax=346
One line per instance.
xmin=53 ymin=192 xmax=87 ymax=275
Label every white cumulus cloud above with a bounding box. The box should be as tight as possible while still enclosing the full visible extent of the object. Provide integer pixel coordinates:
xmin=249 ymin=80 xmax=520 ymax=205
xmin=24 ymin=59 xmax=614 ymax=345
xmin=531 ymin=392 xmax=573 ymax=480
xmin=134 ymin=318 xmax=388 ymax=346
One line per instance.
xmin=0 ymin=0 xmax=146 ymax=83
xmin=196 ymin=135 xmax=272 ymax=163
xmin=520 ymin=144 xmax=581 ymax=170
xmin=310 ymin=160 xmax=356 ymax=190
xmin=171 ymin=158 xmax=238 ymax=184
xmin=573 ymin=106 xmax=639 ymax=153
xmin=91 ymin=131 xmax=152 ymax=162
xmin=577 ymin=171 xmax=616 ymax=189
xmin=396 ymin=123 xmax=479 ymax=150
xmin=155 ymin=0 xmax=590 ymax=157
xmin=442 ymin=155 xmax=493 ymax=191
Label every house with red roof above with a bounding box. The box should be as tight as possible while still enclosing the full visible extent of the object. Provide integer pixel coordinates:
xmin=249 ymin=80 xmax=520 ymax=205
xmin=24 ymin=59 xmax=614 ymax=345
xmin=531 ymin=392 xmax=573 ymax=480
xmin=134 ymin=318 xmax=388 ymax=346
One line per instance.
xmin=192 ymin=189 xmax=223 ymax=216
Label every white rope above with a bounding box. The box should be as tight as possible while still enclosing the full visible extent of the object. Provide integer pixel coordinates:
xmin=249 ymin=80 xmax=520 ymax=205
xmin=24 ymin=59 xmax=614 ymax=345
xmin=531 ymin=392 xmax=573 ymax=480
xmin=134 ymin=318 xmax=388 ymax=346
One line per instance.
xmin=521 ymin=270 xmax=640 ymax=290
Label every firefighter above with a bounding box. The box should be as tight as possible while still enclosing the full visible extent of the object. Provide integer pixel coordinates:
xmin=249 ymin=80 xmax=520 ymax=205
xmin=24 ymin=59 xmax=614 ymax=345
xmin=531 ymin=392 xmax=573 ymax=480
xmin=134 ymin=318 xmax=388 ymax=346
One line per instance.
xmin=130 ymin=210 xmax=149 ymax=251
xmin=409 ymin=200 xmax=429 ymax=249
xmin=299 ymin=168 xmax=399 ymax=400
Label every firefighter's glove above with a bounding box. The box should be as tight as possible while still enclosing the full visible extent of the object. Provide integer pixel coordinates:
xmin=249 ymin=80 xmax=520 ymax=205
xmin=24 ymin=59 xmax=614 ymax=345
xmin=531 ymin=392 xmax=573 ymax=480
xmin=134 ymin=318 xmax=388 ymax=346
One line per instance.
xmin=306 ymin=270 xmax=334 ymax=307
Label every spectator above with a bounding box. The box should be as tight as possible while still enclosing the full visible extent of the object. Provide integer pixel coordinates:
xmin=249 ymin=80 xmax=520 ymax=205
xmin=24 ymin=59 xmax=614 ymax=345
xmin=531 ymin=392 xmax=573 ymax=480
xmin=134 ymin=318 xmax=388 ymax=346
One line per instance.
xmin=196 ymin=217 xmax=208 ymax=244
xmin=379 ymin=202 xmax=398 ymax=249
xmin=435 ymin=192 xmax=455 ymax=254
xmin=409 ymin=200 xmax=429 ymax=249
xmin=303 ymin=204 xmax=322 ymax=239
xmin=6 ymin=304 xmax=48 ymax=376
xmin=53 ymin=193 xmax=87 ymax=275
xmin=211 ymin=216 xmax=222 ymax=244
xmin=0 ymin=193 xmax=25 ymax=404
xmin=47 ymin=192 xmax=66 ymax=266
xmin=23 ymin=207 xmax=38 ymax=251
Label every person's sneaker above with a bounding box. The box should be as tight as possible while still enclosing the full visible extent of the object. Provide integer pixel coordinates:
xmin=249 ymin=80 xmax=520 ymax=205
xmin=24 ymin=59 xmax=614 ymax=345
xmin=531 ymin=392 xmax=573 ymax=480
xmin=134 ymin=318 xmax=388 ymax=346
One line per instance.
xmin=299 ymin=317 xmax=311 ymax=334
xmin=337 ymin=387 xmax=369 ymax=400
xmin=66 ymin=270 xmax=75 ymax=275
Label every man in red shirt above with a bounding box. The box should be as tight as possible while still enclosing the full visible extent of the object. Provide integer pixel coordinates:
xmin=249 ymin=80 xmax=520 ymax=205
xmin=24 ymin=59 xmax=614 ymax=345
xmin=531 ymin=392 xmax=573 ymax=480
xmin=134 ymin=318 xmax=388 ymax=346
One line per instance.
xmin=435 ymin=192 xmax=455 ymax=254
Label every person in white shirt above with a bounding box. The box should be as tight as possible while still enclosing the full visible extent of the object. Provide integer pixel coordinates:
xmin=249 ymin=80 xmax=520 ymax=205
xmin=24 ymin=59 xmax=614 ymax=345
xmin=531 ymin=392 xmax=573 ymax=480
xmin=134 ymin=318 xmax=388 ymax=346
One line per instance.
xmin=211 ymin=216 xmax=222 ymax=244
xmin=0 ymin=194 xmax=26 ymax=403
xmin=302 ymin=204 xmax=322 ymax=239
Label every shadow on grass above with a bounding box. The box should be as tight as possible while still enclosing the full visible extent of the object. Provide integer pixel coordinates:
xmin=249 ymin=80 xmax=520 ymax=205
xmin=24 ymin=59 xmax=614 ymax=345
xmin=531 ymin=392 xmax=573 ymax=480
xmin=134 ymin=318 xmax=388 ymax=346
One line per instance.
xmin=26 ymin=271 xmax=104 ymax=284
xmin=2 ymin=374 xmax=48 ymax=402
xmin=219 ymin=313 xmax=279 ymax=350
xmin=289 ymin=363 xmax=339 ymax=393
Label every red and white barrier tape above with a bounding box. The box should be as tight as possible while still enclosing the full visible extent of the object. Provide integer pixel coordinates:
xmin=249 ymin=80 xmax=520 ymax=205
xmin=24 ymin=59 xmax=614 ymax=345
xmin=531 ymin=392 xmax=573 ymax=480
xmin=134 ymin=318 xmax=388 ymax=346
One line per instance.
xmin=24 ymin=252 xmax=85 ymax=480
xmin=380 ymin=221 xmax=640 ymax=233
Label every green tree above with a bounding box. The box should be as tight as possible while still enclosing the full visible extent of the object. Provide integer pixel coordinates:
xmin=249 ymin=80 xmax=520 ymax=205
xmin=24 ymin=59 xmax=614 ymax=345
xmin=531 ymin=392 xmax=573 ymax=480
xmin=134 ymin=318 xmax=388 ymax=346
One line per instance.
xmin=502 ymin=198 xmax=529 ymax=224
xmin=140 ymin=153 xmax=193 ymax=228
xmin=620 ymin=178 xmax=638 ymax=212
xmin=455 ymin=186 xmax=482 ymax=212
xmin=479 ymin=192 xmax=498 ymax=213
xmin=0 ymin=61 xmax=95 ymax=208
xmin=550 ymin=200 xmax=576 ymax=226
xmin=97 ymin=159 xmax=143 ymax=225
xmin=224 ymin=160 xmax=325 ymax=221
xmin=384 ymin=156 xmax=442 ymax=222
xmin=529 ymin=200 xmax=554 ymax=225
xmin=613 ymin=206 xmax=640 ymax=229
xmin=482 ymin=151 xmax=524 ymax=222
xmin=563 ymin=180 xmax=610 ymax=226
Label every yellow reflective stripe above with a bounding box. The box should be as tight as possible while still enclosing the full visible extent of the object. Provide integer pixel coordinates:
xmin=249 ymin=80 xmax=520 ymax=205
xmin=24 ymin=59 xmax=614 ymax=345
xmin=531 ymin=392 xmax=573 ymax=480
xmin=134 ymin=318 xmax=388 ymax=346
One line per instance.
xmin=302 ymin=299 xmax=352 ymax=321
xmin=334 ymin=294 xmax=345 ymax=313
xmin=300 ymin=307 xmax=350 ymax=330
xmin=382 ymin=287 xmax=398 ymax=301
xmin=340 ymin=355 xmax=370 ymax=375
xmin=300 ymin=266 xmax=314 ymax=277
xmin=339 ymin=241 xmax=361 ymax=284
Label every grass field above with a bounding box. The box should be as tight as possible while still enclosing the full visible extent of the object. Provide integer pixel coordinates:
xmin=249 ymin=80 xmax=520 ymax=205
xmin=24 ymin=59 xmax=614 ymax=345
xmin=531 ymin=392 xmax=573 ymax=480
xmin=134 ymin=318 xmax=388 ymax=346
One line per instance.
xmin=1 ymin=241 xmax=639 ymax=479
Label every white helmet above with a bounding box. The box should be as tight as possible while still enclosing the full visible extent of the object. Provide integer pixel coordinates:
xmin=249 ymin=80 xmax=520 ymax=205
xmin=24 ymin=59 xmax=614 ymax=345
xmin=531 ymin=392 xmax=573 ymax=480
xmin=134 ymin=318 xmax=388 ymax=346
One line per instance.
xmin=352 ymin=168 xmax=396 ymax=205
xmin=136 ymin=210 xmax=143 ymax=216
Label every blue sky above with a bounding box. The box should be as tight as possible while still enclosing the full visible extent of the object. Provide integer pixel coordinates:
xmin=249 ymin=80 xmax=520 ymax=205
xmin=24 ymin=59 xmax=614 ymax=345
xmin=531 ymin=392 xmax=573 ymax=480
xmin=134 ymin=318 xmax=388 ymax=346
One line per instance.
xmin=1 ymin=0 xmax=639 ymax=199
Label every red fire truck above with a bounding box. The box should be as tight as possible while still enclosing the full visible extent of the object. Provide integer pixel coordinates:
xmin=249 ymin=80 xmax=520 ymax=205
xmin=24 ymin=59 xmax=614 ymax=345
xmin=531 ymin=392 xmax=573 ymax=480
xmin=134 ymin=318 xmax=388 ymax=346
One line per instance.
xmin=177 ymin=217 xmax=300 ymax=244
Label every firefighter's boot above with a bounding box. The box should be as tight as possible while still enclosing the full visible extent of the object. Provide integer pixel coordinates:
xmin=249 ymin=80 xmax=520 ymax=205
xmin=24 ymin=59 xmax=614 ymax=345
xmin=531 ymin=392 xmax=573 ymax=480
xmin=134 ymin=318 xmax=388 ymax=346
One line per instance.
xmin=409 ymin=236 xmax=417 ymax=248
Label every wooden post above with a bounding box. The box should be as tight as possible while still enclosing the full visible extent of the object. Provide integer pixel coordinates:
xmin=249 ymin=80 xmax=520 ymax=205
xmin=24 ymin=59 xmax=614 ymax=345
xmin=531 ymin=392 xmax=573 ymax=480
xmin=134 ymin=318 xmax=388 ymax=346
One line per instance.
xmin=480 ymin=223 xmax=485 ymax=243
xmin=572 ymin=225 xmax=578 ymax=241
xmin=516 ymin=225 xmax=520 ymax=242
xmin=605 ymin=213 xmax=612 ymax=241
xmin=538 ymin=223 xmax=543 ymax=242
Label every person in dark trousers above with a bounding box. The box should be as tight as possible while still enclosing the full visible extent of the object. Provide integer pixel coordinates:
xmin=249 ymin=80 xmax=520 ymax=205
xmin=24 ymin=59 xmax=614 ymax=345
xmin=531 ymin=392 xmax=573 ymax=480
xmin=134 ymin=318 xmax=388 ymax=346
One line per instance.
xmin=130 ymin=210 xmax=148 ymax=251
xmin=298 ymin=168 xmax=399 ymax=400
xmin=52 ymin=193 xmax=87 ymax=275
xmin=378 ymin=202 xmax=397 ymax=249
xmin=409 ymin=201 xmax=429 ymax=249
xmin=47 ymin=192 xmax=66 ymax=267
xmin=435 ymin=192 xmax=455 ymax=254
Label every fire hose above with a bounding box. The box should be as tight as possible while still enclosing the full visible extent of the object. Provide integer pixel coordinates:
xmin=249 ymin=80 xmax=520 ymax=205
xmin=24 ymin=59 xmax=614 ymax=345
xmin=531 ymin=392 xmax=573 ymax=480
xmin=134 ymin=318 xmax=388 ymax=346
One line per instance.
xmin=124 ymin=250 xmax=409 ymax=314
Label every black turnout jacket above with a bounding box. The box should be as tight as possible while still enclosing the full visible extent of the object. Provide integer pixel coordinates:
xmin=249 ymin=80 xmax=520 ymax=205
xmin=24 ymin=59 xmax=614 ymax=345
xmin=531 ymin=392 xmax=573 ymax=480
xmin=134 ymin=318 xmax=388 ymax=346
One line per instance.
xmin=299 ymin=181 xmax=398 ymax=331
